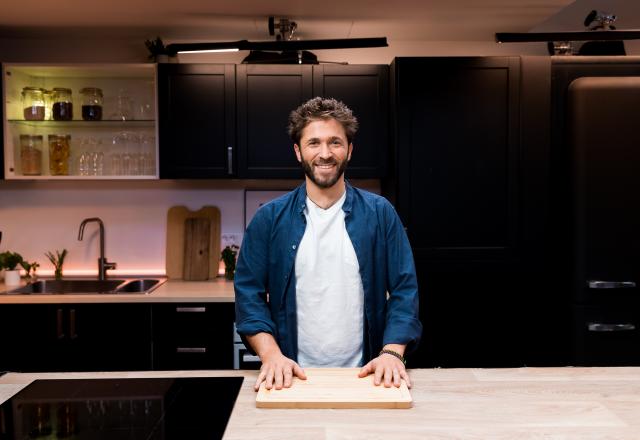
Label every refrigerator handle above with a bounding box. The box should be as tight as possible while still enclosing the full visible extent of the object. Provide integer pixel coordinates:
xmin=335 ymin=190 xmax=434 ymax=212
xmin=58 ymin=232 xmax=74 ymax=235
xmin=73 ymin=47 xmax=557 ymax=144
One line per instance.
xmin=588 ymin=323 xmax=636 ymax=332
xmin=588 ymin=280 xmax=636 ymax=289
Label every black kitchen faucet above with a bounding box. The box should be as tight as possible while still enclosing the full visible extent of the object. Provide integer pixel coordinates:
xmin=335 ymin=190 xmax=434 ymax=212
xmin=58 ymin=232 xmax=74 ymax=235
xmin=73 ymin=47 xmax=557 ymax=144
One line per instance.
xmin=78 ymin=217 xmax=117 ymax=280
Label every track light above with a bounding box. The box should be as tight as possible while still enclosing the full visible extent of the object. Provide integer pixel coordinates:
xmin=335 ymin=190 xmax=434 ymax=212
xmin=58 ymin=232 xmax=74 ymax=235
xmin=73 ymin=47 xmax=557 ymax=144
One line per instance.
xmin=166 ymin=37 xmax=388 ymax=55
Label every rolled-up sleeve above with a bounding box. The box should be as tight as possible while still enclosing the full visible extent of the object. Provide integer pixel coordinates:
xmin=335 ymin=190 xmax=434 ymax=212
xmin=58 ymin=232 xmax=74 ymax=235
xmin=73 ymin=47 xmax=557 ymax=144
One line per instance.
xmin=234 ymin=206 xmax=277 ymax=340
xmin=381 ymin=201 xmax=423 ymax=352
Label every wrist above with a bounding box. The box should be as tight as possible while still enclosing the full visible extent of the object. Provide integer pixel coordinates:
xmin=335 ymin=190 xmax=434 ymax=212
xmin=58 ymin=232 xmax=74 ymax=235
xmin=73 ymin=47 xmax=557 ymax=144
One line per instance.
xmin=383 ymin=343 xmax=406 ymax=357
xmin=379 ymin=348 xmax=406 ymax=366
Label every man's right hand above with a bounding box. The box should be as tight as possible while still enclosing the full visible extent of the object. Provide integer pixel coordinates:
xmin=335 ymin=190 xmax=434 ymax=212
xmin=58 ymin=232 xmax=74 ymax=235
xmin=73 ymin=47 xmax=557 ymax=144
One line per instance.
xmin=255 ymin=350 xmax=307 ymax=391
xmin=246 ymin=332 xmax=307 ymax=391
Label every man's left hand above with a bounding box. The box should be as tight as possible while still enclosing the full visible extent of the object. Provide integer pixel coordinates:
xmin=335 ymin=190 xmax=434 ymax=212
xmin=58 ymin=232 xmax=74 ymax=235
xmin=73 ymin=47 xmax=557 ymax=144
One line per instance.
xmin=358 ymin=345 xmax=411 ymax=388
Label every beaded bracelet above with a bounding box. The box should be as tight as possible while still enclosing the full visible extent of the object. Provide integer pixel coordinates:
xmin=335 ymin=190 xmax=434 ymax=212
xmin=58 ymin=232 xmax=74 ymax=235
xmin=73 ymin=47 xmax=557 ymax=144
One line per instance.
xmin=379 ymin=349 xmax=406 ymax=366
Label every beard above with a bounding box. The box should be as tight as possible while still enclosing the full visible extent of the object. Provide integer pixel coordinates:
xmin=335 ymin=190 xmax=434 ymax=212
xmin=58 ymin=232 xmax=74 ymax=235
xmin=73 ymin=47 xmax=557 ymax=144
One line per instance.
xmin=300 ymin=154 xmax=349 ymax=189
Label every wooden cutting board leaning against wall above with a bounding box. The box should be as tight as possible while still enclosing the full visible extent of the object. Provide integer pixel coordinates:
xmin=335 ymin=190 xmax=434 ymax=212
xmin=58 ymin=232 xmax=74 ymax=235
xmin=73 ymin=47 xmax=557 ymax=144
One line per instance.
xmin=166 ymin=206 xmax=221 ymax=280
xmin=256 ymin=368 xmax=412 ymax=409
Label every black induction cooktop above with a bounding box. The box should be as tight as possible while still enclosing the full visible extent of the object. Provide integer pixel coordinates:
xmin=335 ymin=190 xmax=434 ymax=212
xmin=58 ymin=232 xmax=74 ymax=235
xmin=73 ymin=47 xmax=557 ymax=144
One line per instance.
xmin=0 ymin=377 xmax=243 ymax=439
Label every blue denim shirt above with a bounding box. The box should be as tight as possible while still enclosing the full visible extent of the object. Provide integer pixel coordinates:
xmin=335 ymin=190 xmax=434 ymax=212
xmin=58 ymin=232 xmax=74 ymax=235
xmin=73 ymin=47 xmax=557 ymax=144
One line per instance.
xmin=234 ymin=182 xmax=422 ymax=363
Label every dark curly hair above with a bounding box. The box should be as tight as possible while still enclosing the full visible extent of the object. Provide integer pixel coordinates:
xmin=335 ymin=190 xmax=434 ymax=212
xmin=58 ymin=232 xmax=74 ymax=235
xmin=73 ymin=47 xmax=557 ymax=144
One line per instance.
xmin=287 ymin=97 xmax=359 ymax=145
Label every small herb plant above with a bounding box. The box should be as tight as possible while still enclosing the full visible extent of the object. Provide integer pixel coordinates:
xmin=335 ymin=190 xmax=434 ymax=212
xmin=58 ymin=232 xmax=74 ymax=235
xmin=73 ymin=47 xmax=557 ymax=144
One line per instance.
xmin=45 ymin=249 xmax=68 ymax=280
xmin=20 ymin=260 xmax=40 ymax=280
xmin=220 ymin=245 xmax=240 ymax=280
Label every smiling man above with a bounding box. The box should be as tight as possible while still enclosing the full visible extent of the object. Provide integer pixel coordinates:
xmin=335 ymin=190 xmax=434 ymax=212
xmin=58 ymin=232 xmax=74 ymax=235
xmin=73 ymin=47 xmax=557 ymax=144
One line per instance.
xmin=234 ymin=97 xmax=422 ymax=392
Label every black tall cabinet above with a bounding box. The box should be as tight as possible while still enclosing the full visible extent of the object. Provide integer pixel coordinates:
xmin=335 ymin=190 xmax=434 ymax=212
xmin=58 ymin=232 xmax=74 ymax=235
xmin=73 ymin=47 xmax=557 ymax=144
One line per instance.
xmin=391 ymin=57 xmax=560 ymax=367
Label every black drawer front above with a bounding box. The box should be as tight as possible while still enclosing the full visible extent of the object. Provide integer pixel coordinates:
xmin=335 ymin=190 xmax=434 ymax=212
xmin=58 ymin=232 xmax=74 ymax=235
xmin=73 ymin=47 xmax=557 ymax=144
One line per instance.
xmin=573 ymin=305 xmax=640 ymax=366
xmin=153 ymin=303 xmax=235 ymax=370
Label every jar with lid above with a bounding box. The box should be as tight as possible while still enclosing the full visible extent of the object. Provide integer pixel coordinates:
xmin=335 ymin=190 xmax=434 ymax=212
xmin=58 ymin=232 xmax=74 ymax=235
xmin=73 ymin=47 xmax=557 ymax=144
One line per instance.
xmin=80 ymin=87 xmax=103 ymax=121
xmin=48 ymin=134 xmax=71 ymax=175
xmin=20 ymin=134 xmax=43 ymax=175
xmin=52 ymin=88 xmax=73 ymax=121
xmin=21 ymin=87 xmax=46 ymax=121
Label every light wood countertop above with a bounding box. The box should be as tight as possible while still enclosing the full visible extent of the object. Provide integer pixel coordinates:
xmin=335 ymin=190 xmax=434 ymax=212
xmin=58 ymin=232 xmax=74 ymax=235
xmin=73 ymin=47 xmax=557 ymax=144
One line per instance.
xmin=2 ymin=367 xmax=639 ymax=439
xmin=0 ymin=278 xmax=235 ymax=303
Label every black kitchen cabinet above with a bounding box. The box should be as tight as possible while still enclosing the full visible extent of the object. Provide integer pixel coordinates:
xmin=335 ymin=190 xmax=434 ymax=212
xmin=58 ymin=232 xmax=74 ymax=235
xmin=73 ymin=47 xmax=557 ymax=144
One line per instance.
xmin=236 ymin=64 xmax=313 ymax=178
xmin=0 ymin=304 xmax=152 ymax=372
xmin=158 ymin=64 xmax=236 ymax=178
xmin=158 ymin=63 xmax=389 ymax=179
xmin=152 ymin=303 xmax=235 ymax=370
xmin=393 ymin=57 xmax=521 ymax=261
xmin=392 ymin=57 xmax=564 ymax=368
xmin=313 ymin=65 xmax=389 ymax=178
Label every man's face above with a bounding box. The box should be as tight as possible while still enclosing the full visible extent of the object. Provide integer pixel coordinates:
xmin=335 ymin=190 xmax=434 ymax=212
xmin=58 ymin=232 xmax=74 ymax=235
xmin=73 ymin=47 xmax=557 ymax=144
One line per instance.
xmin=294 ymin=118 xmax=352 ymax=189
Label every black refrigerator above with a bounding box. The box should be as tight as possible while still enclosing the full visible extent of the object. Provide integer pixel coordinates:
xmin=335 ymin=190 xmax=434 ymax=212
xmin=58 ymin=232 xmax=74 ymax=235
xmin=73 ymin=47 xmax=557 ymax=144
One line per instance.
xmin=566 ymin=72 xmax=640 ymax=365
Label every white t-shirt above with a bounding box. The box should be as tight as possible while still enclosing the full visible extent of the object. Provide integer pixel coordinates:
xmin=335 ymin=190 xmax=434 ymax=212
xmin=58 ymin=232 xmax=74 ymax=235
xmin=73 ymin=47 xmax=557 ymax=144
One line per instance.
xmin=295 ymin=192 xmax=365 ymax=368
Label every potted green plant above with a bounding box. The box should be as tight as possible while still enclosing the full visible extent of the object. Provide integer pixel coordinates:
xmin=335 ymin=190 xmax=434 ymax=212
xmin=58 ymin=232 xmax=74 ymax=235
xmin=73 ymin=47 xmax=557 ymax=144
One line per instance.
xmin=0 ymin=251 xmax=24 ymax=286
xmin=144 ymin=37 xmax=174 ymax=63
xmin=20 ymin=260 xmax=40 ymax=281
xmin=45 ymin=249 xmax=67 ymax=280
xmin=220 ymin=245 xmax=240 ymax=280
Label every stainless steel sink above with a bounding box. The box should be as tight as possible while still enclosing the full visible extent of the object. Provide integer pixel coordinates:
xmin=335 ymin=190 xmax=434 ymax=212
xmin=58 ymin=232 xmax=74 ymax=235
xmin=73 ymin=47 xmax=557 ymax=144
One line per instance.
xmin=7 ymin=278 xmax=166 ymax=295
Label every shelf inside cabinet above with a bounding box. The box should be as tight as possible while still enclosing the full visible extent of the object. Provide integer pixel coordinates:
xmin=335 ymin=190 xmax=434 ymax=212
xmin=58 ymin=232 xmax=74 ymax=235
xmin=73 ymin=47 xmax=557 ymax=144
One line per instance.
xmin=8 ymin=120 xmax=156 ymax=128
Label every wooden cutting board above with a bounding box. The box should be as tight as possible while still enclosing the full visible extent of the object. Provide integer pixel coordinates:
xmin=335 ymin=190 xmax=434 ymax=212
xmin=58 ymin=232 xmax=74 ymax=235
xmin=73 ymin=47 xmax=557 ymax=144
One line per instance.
xmin=256 ymin=368 xmax=412 ymax=409
xmin=166 ymin=206 xmax=220 ymax=279
xmin=183 ymin=217 xmax=211 ymax=281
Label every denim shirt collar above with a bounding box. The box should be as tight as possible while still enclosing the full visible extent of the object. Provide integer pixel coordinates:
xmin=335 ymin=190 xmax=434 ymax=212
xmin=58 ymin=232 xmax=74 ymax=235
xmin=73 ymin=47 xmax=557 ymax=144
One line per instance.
xmin=294 ymin=180 xmax=354 ymax=216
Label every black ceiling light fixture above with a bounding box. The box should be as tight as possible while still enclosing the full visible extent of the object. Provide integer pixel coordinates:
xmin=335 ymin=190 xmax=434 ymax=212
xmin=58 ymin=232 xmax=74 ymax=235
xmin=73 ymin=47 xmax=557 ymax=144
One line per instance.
xmin=161 ymin=16 xmax=388 ymax=64
xmin=496 ymin=10 xmax=640 ymax=55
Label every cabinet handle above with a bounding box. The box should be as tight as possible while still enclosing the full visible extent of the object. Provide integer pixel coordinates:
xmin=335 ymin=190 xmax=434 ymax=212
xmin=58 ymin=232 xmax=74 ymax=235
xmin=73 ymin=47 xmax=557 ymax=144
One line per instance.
xmin=56 ymin=308 xmax=65 ymax=339
xmin=588 ymin=323 xmax=636 ymax=332
xmin=588 ymin=280 xmax=636 ymax=289
xmin=176 ymin=347 xmax=207 ymax=353
xmin=242 ymin=353 xmax=261 ymax=363
xmin=176 ymin=307 xmax=206 ymax=313
xmin=227 ymin=146 xmax=233 ymax=175
xmin=69 ymin=309 xmax=77 ymax=340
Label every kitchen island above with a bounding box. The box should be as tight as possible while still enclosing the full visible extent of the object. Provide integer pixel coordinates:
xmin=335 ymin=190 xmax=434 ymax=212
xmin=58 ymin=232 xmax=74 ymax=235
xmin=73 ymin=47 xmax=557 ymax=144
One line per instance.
xmin=1 ymin=367 xmax=639 ymax=439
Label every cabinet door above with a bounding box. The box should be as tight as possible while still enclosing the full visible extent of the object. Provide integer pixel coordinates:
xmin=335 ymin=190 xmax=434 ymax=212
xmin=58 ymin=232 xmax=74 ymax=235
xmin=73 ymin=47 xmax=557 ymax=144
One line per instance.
xmin=153 ymin=303 xmax=235 ymax=370
xmin=0 ymin=304 xmax=152 ymax=372
xmin=236 ymin=65 xmax=313 ymax=178
xmin=313 ymin=65 xmax=389 ymax=178
xmin=394 ymin=57 xmax=521 ymax=261
xmin=71 ymin=304 xmax=152 ymax=371
xmin=0 ymin=305 xmax=64 ymax=372
xmin=158 ymin=64 xmax=236 ymax=178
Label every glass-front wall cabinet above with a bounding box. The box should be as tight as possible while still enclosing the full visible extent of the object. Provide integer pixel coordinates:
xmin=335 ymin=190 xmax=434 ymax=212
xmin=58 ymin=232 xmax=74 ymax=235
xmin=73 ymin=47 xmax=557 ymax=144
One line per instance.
xmin=2 ymin=64 xmax=158 ymax=179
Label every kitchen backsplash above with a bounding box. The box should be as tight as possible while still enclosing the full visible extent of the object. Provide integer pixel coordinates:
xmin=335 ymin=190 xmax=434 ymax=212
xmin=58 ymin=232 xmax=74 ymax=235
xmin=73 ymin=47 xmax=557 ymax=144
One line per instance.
xmin=0 ymin=179 xmax=379 ymax=277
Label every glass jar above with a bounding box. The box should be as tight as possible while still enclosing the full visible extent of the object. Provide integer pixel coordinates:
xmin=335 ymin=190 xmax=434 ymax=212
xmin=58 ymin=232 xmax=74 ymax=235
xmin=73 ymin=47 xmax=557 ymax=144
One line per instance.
xmin=80 ymin=87 xmax=103 ymax=121
xmin=20 ymin=134 xmax=43 ymax=175
xmin=43 ymin=89 xmax=54 ymax=120
xmin=48 ymin=134 xmax=71 ymax=175
xmin=52 ymin=87 xmax=73 ymax=121
xmin=21 ymin=87 xmax=46 ymax=121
